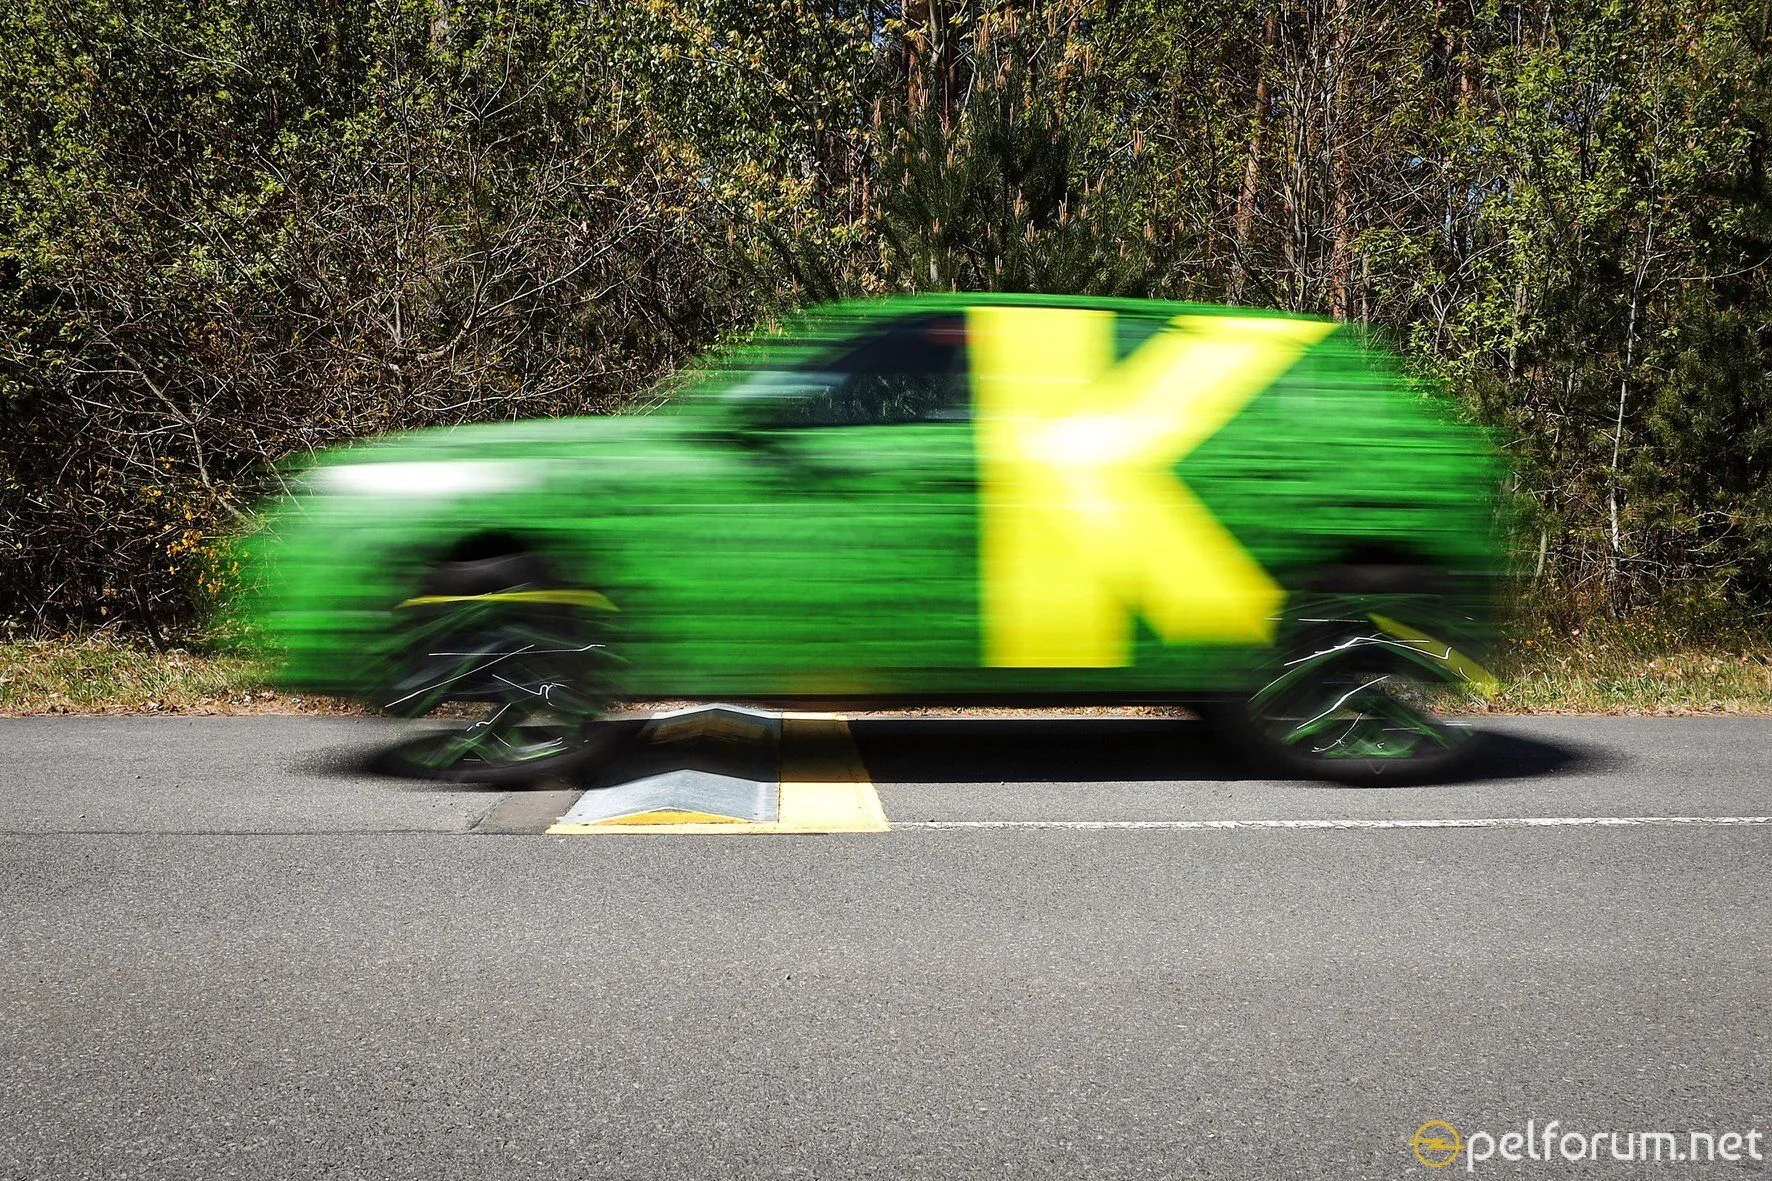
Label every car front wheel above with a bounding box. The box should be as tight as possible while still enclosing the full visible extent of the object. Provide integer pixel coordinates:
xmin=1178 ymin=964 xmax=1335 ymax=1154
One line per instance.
xmin=371 ymin=552 xmax=627 ymax=785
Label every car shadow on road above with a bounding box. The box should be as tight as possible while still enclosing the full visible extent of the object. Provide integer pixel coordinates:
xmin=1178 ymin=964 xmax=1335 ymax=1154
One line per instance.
xmin=845 ymin=717 xmax=1613 ymax=787
xmin=293 ymin=719 xmax=654 ymax=793
xmin=296 ymin=714 xmax=1613 ymax=792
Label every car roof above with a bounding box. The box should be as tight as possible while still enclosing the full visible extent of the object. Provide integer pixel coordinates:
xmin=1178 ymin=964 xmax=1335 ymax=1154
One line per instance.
xmin=803 ymin=292 xmax=1334 ymax=324
xmin=673 ymin=293 xmax=1348 ymax=405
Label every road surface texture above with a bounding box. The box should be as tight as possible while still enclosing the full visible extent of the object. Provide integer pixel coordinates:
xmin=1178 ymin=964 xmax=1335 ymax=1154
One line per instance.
xmin=2 ymin=714 xmax=1768 ymax=1179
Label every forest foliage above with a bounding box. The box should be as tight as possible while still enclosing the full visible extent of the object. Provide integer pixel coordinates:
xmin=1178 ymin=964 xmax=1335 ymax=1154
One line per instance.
xmin=3 ymin=0 xmax=1770 ymax=635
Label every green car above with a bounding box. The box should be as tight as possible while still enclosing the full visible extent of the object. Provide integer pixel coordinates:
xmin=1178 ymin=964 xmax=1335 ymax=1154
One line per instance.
xmin=243 ymin=294 xmax=1504 ymax=785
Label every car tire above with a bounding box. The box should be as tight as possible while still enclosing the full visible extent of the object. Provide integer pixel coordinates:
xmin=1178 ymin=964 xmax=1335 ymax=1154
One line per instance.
xmin=1207 ymin=565 xmax=1488 ymax=785
xmin=369 ymin=551 xmax=627 ymax=786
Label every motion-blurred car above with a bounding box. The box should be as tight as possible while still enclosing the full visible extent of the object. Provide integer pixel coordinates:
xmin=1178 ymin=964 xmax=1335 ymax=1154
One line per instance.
xmin=243 ymin=295 xmax=1503 ymax=784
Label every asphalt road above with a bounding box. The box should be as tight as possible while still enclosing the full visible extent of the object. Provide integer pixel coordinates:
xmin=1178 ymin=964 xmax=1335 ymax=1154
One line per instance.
xmin=2 ymin=714 xmax=1768 ymax=1179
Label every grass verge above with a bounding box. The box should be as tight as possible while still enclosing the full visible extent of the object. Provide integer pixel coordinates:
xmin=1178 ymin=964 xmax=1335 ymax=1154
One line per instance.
xmin=0 ymin=636 xmax=341 ymax=715
xmin=1461 ymin=616 xmax=1772 ymax=715
xmin=2 ymin=618 xmax=1769 ymax=716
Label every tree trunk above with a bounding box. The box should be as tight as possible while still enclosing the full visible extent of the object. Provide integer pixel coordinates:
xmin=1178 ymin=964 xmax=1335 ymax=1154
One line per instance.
xmin=1326 ymin=0 xmax=1354 ymax=318
xmin=1231 ymin=9 xmax=1280 ymax=303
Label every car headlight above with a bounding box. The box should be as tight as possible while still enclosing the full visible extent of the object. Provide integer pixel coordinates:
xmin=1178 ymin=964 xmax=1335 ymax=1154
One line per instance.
xmin=310 ymin=460 xmax=530 ymax=498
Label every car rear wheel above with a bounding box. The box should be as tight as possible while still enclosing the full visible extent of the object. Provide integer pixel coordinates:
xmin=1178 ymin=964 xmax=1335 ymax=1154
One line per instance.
xmin=1211 ymin=568 xmax=1493 ymax=785
xmin=371 ymin=552 xmax=628 ymax=785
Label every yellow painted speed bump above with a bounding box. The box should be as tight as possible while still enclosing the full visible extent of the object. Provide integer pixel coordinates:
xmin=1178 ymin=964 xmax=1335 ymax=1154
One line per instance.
xmin=546 ymin=708 xmax=888 ymax=835
xmin=599 ymin=809 xmax=746 ymax=825
xmin=776 ymin=714 xmax=890 ymax=833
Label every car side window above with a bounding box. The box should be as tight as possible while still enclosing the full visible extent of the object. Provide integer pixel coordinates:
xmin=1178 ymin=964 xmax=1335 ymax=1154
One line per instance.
xmin=776 ymin=317 xmax=969 ymax=427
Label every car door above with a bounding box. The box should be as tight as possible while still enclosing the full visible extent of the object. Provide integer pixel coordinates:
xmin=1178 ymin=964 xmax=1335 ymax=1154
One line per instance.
xmin=721 ymin=313 xmax=984 ymax=695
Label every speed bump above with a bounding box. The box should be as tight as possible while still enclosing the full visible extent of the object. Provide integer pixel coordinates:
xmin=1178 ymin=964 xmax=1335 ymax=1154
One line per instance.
xmin=546 ymin=707 xmax=888 ymax=835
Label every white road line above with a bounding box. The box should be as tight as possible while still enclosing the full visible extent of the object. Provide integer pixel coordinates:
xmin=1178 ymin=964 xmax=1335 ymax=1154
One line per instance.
xmin=901 ymin=815 xmax=1772 ymax=831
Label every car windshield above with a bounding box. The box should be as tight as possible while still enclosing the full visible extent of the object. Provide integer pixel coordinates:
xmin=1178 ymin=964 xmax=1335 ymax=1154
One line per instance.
xmin=723 ymin=368 xmax=847 ymax=420
xmin=722 ymin=317 xmax=968 ymax=427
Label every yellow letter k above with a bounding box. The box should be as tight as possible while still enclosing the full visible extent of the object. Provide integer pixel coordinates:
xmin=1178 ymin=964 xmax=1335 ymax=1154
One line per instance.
xmin=972 ymin=306 xmax=1336 ymax=667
